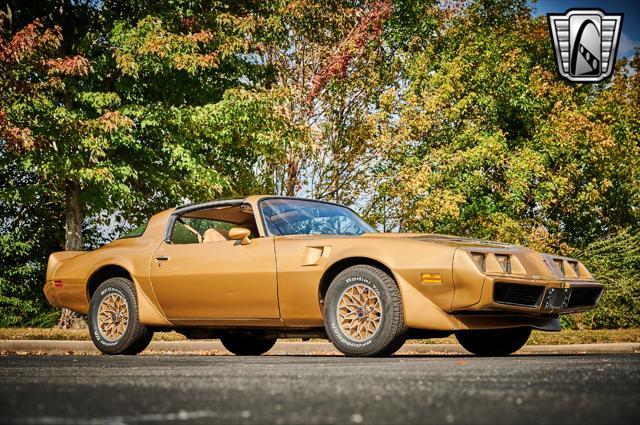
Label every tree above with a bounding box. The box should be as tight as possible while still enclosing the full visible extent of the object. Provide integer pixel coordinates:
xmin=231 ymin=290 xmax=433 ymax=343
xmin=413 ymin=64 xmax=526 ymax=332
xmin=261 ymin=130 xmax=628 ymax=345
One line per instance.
xmin=246 ymin=0 xmax=417 ymax=202
xmin=0 ymin=1 xmax=309 ymax=326
xmin=364 ymin=0 xmax=639 ymax=252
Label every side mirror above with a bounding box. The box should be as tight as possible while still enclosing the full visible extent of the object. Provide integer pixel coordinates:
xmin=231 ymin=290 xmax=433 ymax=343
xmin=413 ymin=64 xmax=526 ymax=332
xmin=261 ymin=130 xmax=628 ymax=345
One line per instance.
xmin=228 ymin=227 xmax=252 ymax=245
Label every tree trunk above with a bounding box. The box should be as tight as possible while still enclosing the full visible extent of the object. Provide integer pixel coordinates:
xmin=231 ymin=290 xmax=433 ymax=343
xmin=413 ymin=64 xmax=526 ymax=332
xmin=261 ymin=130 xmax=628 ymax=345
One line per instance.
xmin=64 ymin=181 xmax=83 ymax=251
xmin=58 ymin=181 xmax=87 ymax=329
xmin=284 ymin=157 xmax=299 ymax=196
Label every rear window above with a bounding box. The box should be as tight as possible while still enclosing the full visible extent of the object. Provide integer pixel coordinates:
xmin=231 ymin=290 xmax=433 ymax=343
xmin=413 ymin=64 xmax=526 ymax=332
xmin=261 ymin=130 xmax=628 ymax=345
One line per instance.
xmin=121 ymin=221 xmax=149 ymax=239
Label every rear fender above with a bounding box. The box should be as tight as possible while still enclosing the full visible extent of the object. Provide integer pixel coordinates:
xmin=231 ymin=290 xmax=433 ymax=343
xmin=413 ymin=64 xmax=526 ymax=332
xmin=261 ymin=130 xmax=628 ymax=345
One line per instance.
xmin=131 ymin=276 xmax=172 ymax=326
xmin=44 ymin=251 xmax=86 ymax=309
xmin=87 ymin=256 xmax=172 ymax=327
xmin=46 ymin=251 xmax=85 ymax=282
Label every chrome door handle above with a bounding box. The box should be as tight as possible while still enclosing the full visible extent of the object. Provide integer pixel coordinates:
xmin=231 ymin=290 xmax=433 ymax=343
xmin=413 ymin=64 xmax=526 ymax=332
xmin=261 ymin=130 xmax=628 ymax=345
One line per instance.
xmin=155 ymin=256 xmax=169 ymax=261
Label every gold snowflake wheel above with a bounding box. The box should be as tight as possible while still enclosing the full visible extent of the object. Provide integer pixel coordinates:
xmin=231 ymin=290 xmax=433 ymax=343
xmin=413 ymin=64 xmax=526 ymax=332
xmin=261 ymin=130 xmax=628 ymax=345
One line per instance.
xmin=97 ymin=293 xmax=129 ymax=342
xmin=336 ymin=284 xmax=383 ymax=341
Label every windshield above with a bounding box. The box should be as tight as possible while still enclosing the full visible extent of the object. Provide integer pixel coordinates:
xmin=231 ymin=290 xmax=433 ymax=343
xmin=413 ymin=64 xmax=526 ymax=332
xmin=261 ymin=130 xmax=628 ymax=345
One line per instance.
xmin=260 ymin=199 xmax=375 ymax=236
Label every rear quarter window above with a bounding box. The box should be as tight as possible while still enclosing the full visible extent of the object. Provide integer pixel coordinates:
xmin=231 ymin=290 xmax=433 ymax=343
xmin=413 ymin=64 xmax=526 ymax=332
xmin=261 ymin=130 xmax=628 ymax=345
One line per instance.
xmin=120 ymin=221 xmax=149 ymax=239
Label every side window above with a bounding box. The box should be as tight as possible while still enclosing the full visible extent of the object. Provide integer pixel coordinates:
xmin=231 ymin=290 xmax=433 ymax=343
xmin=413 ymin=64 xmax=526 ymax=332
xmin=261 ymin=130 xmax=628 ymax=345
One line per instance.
xmin=171 ymin=221 xmax=201 ymax=244
xmin=169 ymin=217 xmax=254 ymax=244
xmin=168 ymin=204 xmax=260 ymax=244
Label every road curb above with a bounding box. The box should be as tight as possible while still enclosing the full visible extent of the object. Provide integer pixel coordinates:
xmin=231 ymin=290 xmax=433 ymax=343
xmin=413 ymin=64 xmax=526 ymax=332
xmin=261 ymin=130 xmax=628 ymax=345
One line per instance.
xmin=1 ymin=340 xmax=638 ymax=355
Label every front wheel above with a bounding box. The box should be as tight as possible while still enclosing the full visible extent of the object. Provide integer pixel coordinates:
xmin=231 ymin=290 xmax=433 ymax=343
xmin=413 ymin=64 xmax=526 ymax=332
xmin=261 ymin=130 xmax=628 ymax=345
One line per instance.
xmin=220 ymin=335 xmax=277 ymax=356
xmin=455 ymin=327 xmax=531 ymax=356
xmin=323 ymin=265 xmax=407 ymax=357
xmin=88 ymin=277 xmax=154 ymax=355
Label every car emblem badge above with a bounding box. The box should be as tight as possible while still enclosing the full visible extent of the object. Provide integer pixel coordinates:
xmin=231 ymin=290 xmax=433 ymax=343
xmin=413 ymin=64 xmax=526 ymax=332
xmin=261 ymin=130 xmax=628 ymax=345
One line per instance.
xmin=548 ymin=9 xmax=623 ymax=82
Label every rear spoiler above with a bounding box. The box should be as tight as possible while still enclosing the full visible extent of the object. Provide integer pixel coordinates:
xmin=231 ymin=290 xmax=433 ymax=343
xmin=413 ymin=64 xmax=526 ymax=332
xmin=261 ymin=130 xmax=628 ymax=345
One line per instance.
xmin=46 ymin=251 xmax=85 ymax=281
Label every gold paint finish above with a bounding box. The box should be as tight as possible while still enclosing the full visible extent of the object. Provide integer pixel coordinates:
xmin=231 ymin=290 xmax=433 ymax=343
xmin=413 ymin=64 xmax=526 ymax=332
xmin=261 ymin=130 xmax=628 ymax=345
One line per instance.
xmin=150 ymin=238 xmax=279 ymax=319
xmin=43 ymin=195 xmax=604 ymax=337
xmin=97 ymin=293 xmax=128 ymax=342
xmin=337 ymin=284 xmax=382 ymax=341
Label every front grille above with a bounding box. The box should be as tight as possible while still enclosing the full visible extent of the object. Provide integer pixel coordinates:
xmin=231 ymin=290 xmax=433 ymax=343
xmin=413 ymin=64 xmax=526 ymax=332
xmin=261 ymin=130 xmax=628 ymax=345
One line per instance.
xmin=493 ymin=283 xmax=545 ymax=307
xmin=567 ymin=287 xmax=602 ymax=308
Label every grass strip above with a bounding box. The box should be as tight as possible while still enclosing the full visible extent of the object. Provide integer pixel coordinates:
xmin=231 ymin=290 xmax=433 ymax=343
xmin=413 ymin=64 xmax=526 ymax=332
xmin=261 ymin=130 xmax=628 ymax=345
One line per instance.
xmin=0 ymin=327 xmax=638 ymax=345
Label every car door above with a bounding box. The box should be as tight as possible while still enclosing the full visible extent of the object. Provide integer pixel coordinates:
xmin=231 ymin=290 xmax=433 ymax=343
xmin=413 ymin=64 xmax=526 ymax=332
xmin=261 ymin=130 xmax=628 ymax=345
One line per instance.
xmin=149 ymin=237 xmax=280 ymax=320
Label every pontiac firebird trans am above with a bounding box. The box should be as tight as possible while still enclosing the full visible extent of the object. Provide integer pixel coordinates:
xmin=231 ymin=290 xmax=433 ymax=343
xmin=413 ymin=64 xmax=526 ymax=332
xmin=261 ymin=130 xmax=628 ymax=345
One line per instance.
xmin=44 ymin=196 xmax=604 ymax=357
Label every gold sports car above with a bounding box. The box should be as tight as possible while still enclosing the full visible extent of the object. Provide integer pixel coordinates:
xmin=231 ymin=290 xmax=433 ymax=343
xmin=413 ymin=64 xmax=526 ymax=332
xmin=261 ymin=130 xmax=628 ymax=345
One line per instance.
xmin=44 ymin=196 xmax=603 ymax=357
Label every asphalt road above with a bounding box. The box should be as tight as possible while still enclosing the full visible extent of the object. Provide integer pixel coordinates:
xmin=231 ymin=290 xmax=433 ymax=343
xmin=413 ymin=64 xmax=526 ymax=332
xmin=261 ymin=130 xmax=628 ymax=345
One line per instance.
xmin=1 ymin=354 xmax=638 ymax=425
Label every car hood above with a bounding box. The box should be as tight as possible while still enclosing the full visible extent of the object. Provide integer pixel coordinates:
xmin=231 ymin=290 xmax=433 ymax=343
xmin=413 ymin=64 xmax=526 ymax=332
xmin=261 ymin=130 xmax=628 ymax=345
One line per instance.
xmin=361 ymin=232 xmax=518 ymax=249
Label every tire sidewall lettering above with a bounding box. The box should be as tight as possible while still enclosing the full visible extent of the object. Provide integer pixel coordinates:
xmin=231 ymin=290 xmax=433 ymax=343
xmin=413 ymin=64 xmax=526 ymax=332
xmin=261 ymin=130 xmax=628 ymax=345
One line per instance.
xmin=99 ymin=286 xmax=125 ymax=299
xmin=344 ymin=276 xmax=382 ymax=298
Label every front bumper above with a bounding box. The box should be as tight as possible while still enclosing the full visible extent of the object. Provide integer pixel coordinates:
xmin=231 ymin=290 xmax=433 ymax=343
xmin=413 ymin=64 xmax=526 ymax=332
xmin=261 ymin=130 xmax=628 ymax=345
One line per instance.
xmin=461 ymin=275 xmax=604 ymax=315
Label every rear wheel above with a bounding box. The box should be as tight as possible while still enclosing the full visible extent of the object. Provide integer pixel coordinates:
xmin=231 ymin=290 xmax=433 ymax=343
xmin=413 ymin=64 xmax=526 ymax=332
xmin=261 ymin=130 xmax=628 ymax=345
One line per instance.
xmin=455 ymin=327 xmax=531 ymax=356
xmin=220 ymin=335 xmax=277 ymax=356
xmin=88 ymin=277 xmax=154 ymax=355
xmin=323 ymin=265 xmax=407 ymax=357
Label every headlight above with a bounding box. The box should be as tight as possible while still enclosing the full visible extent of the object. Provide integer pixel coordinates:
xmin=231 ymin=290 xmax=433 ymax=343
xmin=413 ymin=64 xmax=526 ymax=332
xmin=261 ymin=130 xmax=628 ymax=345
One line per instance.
xmin=542 ymin=254 xmax=589 ymax=278
xmin=567 ymin=260 xmax=579 ymax=276
xmin=495 ymin=254 xmax=512 ymax=273
xmin=553 ymin=259 xmax=564 ymax=274
xmin=471 ymin=253 xmax=486 ymax=271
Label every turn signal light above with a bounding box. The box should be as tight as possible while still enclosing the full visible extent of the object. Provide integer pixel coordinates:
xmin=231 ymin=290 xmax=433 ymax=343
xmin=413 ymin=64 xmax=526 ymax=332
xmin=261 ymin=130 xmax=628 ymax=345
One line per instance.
xmin=421 ymin=273 xmax=442 ymax=284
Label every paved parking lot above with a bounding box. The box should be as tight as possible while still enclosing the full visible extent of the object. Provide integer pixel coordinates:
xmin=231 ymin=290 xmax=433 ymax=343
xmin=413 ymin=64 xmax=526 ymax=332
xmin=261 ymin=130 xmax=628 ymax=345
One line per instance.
xmin=1 ymin=354 xmax=638 ymax=424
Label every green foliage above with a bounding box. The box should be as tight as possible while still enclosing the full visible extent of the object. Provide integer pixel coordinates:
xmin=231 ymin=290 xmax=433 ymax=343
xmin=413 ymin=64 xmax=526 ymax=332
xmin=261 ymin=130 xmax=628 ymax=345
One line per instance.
xmin=0 ymin=0 xmax=309 ymax=325
xmin=0 ymin=184 xmax=62 ymax=327
xmin=0 ymin=0 xmax=637 ymax=328
xmin=0 ymin=232 xmax=42 ymax=327
xmin=366 ymin=0 xmax=639 ymax=254
xmin=561 ymin=230 xmax=640 ymax=329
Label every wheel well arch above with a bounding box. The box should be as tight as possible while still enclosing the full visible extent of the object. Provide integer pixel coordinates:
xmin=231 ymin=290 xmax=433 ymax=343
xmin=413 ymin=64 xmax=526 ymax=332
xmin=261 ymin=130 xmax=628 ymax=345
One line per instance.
xmin=86 ymin=265 xmax=133 ymax=300
xmin=318 ymin=257 xmax=395 ymax=303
